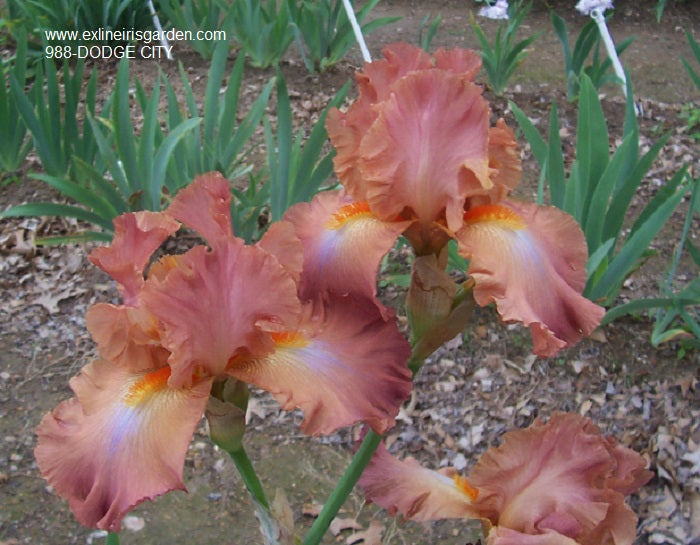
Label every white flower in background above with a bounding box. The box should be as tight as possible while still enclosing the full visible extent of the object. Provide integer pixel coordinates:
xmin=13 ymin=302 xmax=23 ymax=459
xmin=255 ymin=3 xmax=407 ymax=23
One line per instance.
xmin=575 ymin=0 xmax=614 ymax=15
xmin=478 ymin=0 xmax=509 ymax=20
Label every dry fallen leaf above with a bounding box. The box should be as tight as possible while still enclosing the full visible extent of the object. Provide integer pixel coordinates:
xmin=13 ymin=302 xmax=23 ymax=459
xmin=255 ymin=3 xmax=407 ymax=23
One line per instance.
xmin=345 ymin=520 xmax=384 ymax=545
xmin=330 ymin=517 xmax=363 ymax=536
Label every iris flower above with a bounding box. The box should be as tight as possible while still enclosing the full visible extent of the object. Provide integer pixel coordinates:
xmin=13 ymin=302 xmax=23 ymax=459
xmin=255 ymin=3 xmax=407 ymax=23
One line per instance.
xmin=359 ymin=413 xmax=653 ymax=545
xmin=318 ymin=42 xmax=605 ymax=357
xmin=35 ymin=173 xmax=412 ymax=531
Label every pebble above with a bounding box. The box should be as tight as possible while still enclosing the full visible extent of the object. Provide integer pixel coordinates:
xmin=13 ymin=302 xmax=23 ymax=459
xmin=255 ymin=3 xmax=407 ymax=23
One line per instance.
xmin=452 ymin=453 xmax=468 ymax=471
xmin=122 ymin=515 xmax=145 ymax=531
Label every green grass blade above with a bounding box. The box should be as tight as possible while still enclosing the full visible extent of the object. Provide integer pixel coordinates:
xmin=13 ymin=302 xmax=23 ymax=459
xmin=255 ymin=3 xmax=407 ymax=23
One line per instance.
xmin=1 ymin=202 xmax=114 ymax=231
xmin=602 ymin=133 xmax=669 ymax=244
xmin=204 ymin=40 xmax=228 ymax=143
xmin=113 ymin=58 xmax=138 ymax=191
xmin=87 ymin=115 xmax=130 ymax=199
xmin=588 ymin=181 xmax=687 ymax=302
xmin=153 ymin=117 xmax=202 ymax=204
xmin=32 ymin=172 xmax=117 ymax=221
xmin=584 ymin=133 xmax=637 ymax=250
xmin=546 ymin=102 xmax=566 ymax=208
xmin=270 ymin=71 xmax=292 ymax=221
xmin=137 ymin=76 xmax=161 ymax=198
xmin=509 ymin=100 xmax=547 ymax=167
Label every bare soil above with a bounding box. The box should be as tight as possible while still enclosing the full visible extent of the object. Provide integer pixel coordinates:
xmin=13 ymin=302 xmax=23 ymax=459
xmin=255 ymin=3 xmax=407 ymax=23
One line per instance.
xmin=1 ymin=2 xmax=699 ymax=544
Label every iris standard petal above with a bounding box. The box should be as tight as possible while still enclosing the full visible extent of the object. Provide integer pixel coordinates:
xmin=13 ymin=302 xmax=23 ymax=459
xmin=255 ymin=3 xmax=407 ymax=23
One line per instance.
xmin=256 ymin=219 xmax=304 ymax=284
xmin=360 ymin=440 xmax=479 ymax=521
xmin=434 ymin=47 xmax=482 ymax=77
xmin=166 ymin=172 xmax=234 ymax=243
xmin=86 ymin=303 xmax=168 ymax=373
xmin=327 ymin=43 xmax=485 ymax=208
xmin=35 ymin=360 xmax=211 ymax=532
xmin=228 ymin=295 xmax=412 ymax=435
xmin=456 ymin=201 xmax=605 ymax=356
xmin=142 ymin=239 xmax=301 ymax=388
xmin=89 ymin=211 xmax=180 ymax=305
xmin=359 ymin=70 xmax=491 ymax=231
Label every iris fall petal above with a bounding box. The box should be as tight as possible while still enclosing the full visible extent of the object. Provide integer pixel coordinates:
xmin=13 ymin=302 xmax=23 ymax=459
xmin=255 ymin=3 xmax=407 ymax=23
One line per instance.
xmin=229 ymin=295 xmax=412 ymax=435
xmin=456 ymin=200 xmax=605 ymax=356
xmin=35 ymin=359 xmax=211 ymax=532
xmin=469 ymin=413 xmax=652 ymax=545
xmin=283 ymin=190 xmax=408 ymax=310
xmin=360 ymin=441 xmax=479 ymax=521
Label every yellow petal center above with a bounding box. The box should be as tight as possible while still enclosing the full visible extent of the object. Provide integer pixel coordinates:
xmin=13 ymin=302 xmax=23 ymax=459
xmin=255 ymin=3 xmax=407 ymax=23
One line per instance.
xmin=453 ymin=474 xmax=479 ymax=501
xmin=123 ymin=366 xmax=171 ymax=406
xmin=463 ymin=204 xmax=525 ymax=230
xmin=270 ymin=331 xmax=310 ymax=348
xmin=325 ymin=201 xmax=373 ymax=230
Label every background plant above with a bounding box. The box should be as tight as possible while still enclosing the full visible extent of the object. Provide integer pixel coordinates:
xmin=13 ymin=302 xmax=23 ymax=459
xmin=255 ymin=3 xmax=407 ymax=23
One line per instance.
xmin=551 ymin=11 xmax=634 ymax=101
xmin=229 ymin=0 xmax=296 ymax=68
xmin=5 ymin=0 xmax=152 ymax=50
xmin=289 ymin=0 xmax=399 ymax=73
xmin=469 ymin=0 xmax=541 ymax=95
xmin=418 ymin=12 xmax=441 ymax=51
xmin=158 ymin=0 xmax=234 ymax=59
xmin=0 ymin=30 xmax=31 ymax=177
xmin=650 ymin=175 xmax=700 ymax=353
xmin=3 ymin=58 xmax=201 ymax=242
xmin=162 ymin=40 xmax=273 ymax=186
xmin=511 ymin=75 xmax=690 ymax=316
xmin=265 ymin=69 xmax=349 ymax=221
xmin=10 ymin=55 xmax=104 ymax=178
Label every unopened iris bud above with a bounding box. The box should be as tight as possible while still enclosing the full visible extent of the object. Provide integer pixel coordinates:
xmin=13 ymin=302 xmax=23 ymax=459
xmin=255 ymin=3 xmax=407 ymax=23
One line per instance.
xmin=406 ymin=254 xmax=475 ymax=363
xmin=206 ymin=378 xmax=248 ymax=452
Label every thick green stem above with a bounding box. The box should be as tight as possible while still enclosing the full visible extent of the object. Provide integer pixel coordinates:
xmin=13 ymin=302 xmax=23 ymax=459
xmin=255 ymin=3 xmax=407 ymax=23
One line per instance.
xmin=106 ymin=532 xmax=119 ymax=545
xmin=228 ymin=446 xmax=269 ymax=510
xmin=302 ymin=430 xmax=382 ymax=545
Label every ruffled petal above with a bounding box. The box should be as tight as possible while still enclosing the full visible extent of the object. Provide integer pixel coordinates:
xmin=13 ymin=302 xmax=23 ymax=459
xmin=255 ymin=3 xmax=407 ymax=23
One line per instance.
xmin=86 ymin=303 xmax=168 ymax=373
xmin=328 ymin=43 xmax=484 ymax=208
xmin=167 ymin=172 xmax=233 ymax=243
xmin=89 ymin=211 xmax=180 ymax=305
xmin=360 ymin=441 xmax=479 ymax=521
xmin=468 ymin=413 xmax=651 ymax=544
xmin=433 ymin=47 xmax=482 ymax=77
xmin=229 ymin=295 xmax=412 ymax=435
xmin=358 ymin=42 xmax=434 ymax=104
xmin=35 ymin=359 xmax=211 ymax=531
xmin=283 ymin=191 xmax=408 ymax=310
xmin=485 ymin=527 xmax=579 ymax=545
xmin=142 ymin=239 xmax=302 ymax=387
xmin=256 ymin=220 xmax=304 ymax=284
xmin=359 ymin=70 xmax=491 ymax=231
xmin=456 ymin=201 xmax=605 ymax=356
xmin=486 ymin=119 xmax=522 ymax=203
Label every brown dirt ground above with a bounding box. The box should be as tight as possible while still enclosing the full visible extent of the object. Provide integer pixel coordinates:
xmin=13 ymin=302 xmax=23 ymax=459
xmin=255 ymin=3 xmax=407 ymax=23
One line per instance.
xmin=1 ymin=1 xmax=699 ymax=544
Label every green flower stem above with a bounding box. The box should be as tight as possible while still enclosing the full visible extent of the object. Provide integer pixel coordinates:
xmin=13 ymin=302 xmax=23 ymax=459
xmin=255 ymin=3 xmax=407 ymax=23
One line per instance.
xmin=408 ymin=352 xmax=426 ymax=376
xmin=106 ymin=532 xmax=120 ymax=545
xmin=228 ymin=445 xmax=269 ymax=510
xmin=302 ymin=429 xmax=382 ymax=545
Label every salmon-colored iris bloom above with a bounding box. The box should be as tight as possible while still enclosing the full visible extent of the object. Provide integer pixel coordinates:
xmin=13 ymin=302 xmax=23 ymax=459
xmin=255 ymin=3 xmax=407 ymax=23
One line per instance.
xmin=360 ymin=413 xmax=653 ymax=545
xmin=35 ymin=173 xmax=412 ymax=532
xmin=319 ymin=42 xmax=604 ymax=356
